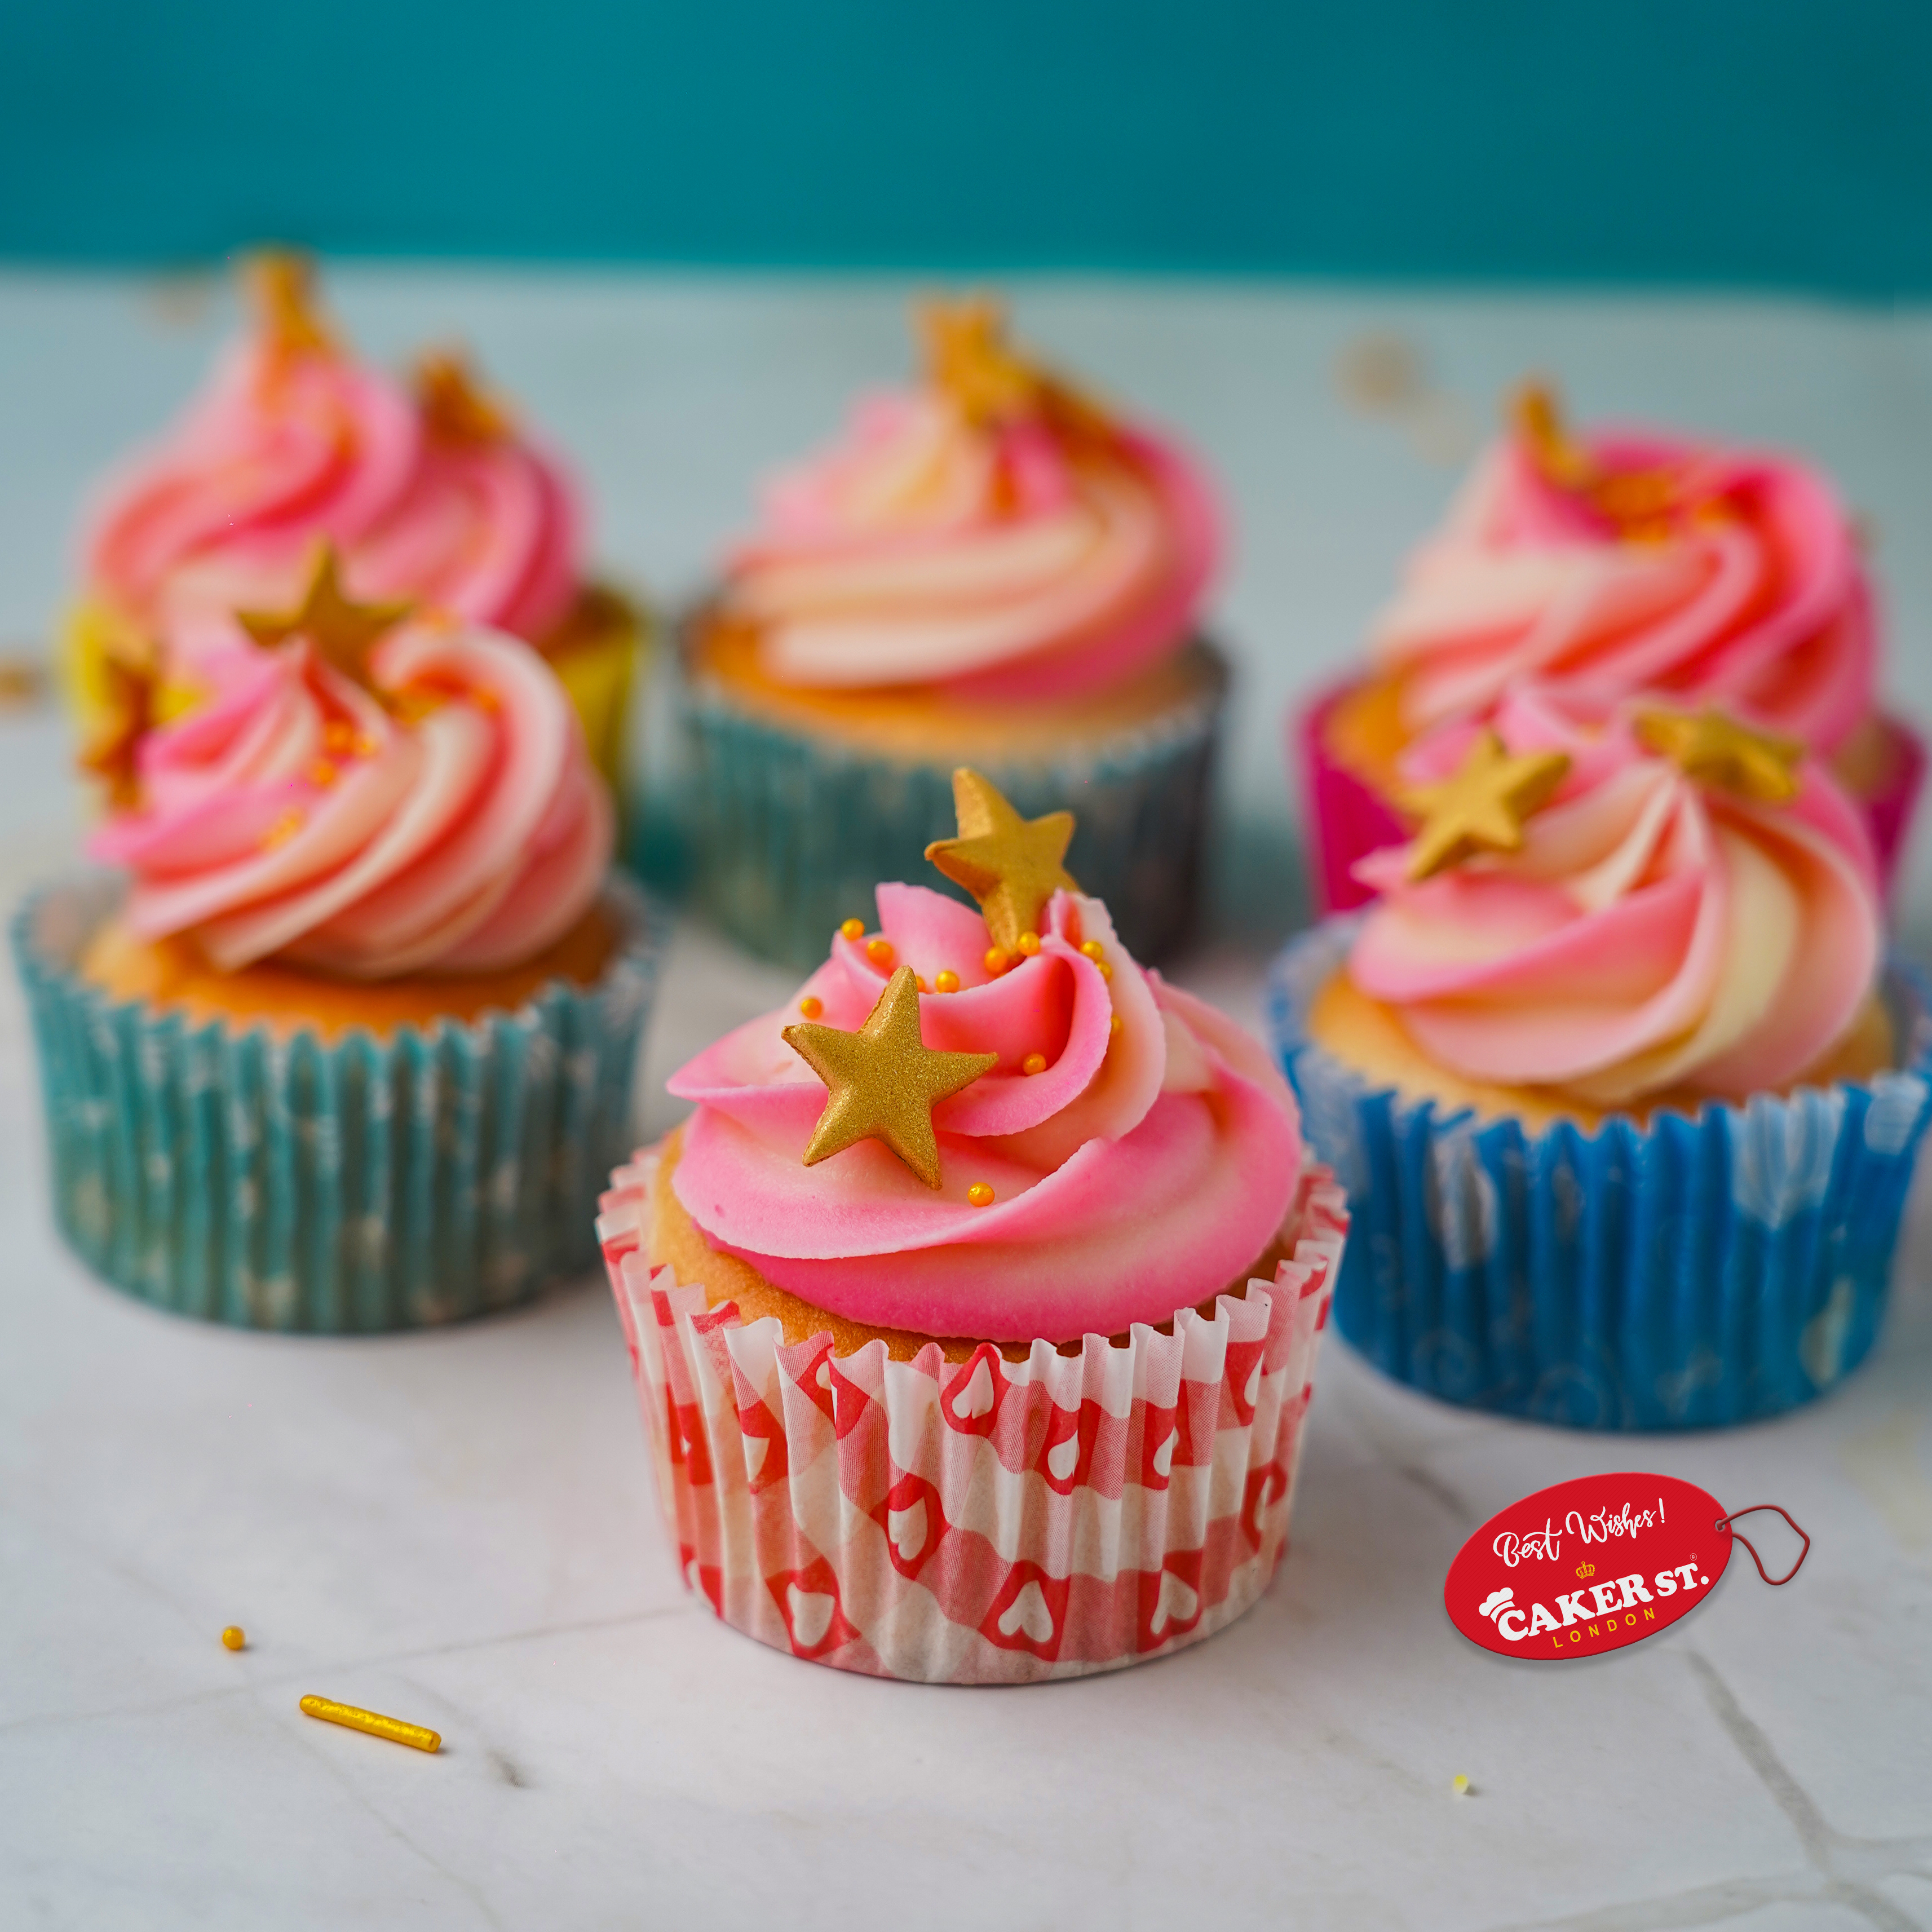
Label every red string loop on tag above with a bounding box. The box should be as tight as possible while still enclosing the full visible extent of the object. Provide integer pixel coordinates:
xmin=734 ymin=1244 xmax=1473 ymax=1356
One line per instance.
xmin=1714 ymin=1505 xmax=1810 ymax=1585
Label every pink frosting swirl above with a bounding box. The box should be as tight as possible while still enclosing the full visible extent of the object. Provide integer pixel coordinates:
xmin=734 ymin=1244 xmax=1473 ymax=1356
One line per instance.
xmin=717 ymin=315 xmax=1220 ymax=705
xmin=1370 ymin=396 xmax=1876 ymax=754
xmin=1347 ymin=688 xmax=1881 ymax=1106
xmin=665 ymin=885 xmax=1300 ymax=1341
xmin=88 ymin=618 xmax=612 ymax=979
xmin=82 ymin=272 xmax=580 ymax=664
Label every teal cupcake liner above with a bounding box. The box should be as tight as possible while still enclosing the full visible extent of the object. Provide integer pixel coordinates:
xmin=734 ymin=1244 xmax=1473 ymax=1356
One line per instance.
xmin=671 ymin=643 xmax=1228 ymax=972
xmin=1267 ymin=922 xmax=1932 ymax=1430
xmin=13 ymin=876 xmax=662 ymax=1333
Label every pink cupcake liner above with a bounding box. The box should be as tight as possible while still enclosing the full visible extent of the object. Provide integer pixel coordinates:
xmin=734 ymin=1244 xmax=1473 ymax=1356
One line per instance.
xmin=1293 ymin=676 xmax=1926 ymax=918
xmin=598 ymin=1155 xmax=1349 ymax=1684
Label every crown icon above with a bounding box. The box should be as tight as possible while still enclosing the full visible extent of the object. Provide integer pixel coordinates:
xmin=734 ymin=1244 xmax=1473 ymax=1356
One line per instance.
xmin=1575 ymin=1560 xmax=1596 ymax=1579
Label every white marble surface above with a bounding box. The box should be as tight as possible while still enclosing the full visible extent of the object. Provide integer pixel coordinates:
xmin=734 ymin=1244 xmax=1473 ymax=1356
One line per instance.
xmin=3 ymin=273 xmax=1932 ymax=1930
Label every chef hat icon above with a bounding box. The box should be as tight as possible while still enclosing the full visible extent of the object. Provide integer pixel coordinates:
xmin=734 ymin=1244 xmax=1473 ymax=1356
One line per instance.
xmin=1478 ymin=1588 xmax=1514 ymax=1620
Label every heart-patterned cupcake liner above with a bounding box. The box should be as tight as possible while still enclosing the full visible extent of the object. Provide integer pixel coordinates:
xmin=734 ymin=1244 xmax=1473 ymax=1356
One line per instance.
xmin=598 ymin=1150 xmax=1347 ymax=1683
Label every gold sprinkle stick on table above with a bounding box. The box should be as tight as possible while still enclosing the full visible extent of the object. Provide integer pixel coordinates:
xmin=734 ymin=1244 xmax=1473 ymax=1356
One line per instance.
xmin=299 ymin=1694 xmax=441 ymax=1753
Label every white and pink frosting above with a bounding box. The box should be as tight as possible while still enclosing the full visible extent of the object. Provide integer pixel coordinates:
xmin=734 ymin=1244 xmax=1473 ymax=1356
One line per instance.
xmin=717 ymin=350 xmax=1220 ymax=705
xmin=1349 ymin=688 xmax=1882 ymax=1106
xmin=1370 ymin=412 xmax=1877 ymax=754
xmin=89 ymin=618 xmax=612 ymax=979
xmin=82 ymin=306 xmax=581 ymax=669
xmin=666 ymin=885 xmax=1301 ymax=1342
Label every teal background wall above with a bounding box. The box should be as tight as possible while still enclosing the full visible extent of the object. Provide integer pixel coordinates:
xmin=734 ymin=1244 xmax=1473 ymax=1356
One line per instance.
xmin=2 ymin=1 xmax=1926 ymax=293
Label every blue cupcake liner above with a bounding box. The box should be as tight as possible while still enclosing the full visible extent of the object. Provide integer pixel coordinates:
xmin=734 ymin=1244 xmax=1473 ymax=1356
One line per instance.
xmin=12 ymin=875 xmax=662 ymax=1334
xmin=1267 ymin=922 xmax=1932 ymax=1430
xmin=670 ymin=642 xmax=1228 ymax=972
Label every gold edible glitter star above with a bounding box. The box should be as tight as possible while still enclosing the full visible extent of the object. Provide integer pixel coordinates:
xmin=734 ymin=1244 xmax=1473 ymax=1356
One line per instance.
xmin=1394 ymin=728 xmax=1571 ymax=882
xmin=917 ymin=297 xmax=1108 ymax=437
xmin=236 ymin=542 xmax=413 ymax=691
xmin=245 ymin=249 xmax=336 ymax=360
xmin=415 ymin=349 xmax=511 ymax=444
xmin=782 ymin=966 xmax=997 ymax=1188
xmin=1510 ymin=379 xmax=1683 ymax=541
xmin=925 ymin=768 xmax=1079 ymax=953
xmin=1633 ymin=705 xmax=1801 ymax=805
xmin=76 ymin=628 xmax=160 ymax=810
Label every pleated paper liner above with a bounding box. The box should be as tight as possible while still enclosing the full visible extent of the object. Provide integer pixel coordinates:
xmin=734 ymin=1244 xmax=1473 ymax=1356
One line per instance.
xmin=15 ymin=874 xmax=662 ymax=1333
xmin=599 ymin=1151 xmax=1349 ymax=1683
xmin=1268 ymin=922 xmax=1932 ymax=1430
xmin=1292 ymin=675 xmax=1927 ymax=918
xmin=675 ymin=644 xmax=1227 ymax=974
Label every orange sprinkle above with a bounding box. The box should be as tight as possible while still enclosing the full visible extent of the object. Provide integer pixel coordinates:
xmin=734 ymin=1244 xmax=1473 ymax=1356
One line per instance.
xmin=866 ymin=938 xmax=895 ymax=968
xmin=840 ymin=918 xmax=865 ymax=941
xmin=1017 ymin=931 xmax=1041 ymax=957
xmin=260 ymin=809 xmax=305 ymax=850
xmin=1022 ymin=1053 xmax=1047 ymax=1076
xmin=308 ymin=760 xmax=339 ymax=789
xmin=798 ymin=996 xmax=823 ymax=1019
xmin=983 ymin=946 xmax=1009 ymax=976
xmin=967 ymin=1183 xmax=995 ymax=1208
xmin=935 ymin=970 xmax=961 ymax=994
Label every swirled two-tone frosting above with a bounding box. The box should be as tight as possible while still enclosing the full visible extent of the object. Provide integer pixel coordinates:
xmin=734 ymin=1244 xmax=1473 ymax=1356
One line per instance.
xmin=1347 ymin=688 xmax=1881 ymax=1106
xmin=665 ymin=884 xmax=1300 ymax=1341
xmin=82 ymin=259 xmax=581 ymax=667
xmin=715 ymin=303 xmax=1220 ymax=704
xmin=89 ymin=616 xmax=612 ymax=979
xmin=1369 ymin=388 xmax=1876 ymax=754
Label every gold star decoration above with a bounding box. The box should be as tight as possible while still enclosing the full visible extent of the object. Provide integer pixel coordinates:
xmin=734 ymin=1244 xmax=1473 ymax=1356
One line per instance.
xmin=917 ymin=297 xmax=1109 ymax=438
xmin=414 ymin=349 xmax=512 ymax=444
xmin=925 ymin=768 xmax=1079 ymax=953
xmin=236 ymin=542 xmax=414 ymax=692
xmin=1510 ymin=379 xmax=1683 ymax=540
xmin=1393 ymin=728 xmax=1571 ymax=882
xmin=782 ymin=967 xmax=997 ymax=1188
xmin=1633 ymin=705 xmax=1802 ymax=806
xmin=244 ymin=249 xmax=337 ymax=360
xmin=76 ymin=629 xmax=160 ymax=810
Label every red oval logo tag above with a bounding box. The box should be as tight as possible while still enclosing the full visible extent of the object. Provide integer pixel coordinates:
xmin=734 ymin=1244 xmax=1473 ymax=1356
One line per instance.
xmin=1445 ymin=1473 xmax=1732 ymax=1660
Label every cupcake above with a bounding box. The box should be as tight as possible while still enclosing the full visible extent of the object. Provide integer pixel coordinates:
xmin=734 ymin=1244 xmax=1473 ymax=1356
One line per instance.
xmin=599 ymin=771 xmax=1346 ymax=1681
xmin=17 ymin=569 xmax=660 ymax=1331
xmin=1271 ymin=686 xmax=1932 ymax=1429
xmin=1299 ymin=382 xmax=1922 ymax=913
xmin=680 ymin=297 xmax=1227 ymax=970
xmin=65 ymin=251 xmax=644 ymax=799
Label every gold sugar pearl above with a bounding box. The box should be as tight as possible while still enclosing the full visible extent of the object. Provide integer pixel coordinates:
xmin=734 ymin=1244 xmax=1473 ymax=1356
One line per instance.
xmin=1080 ymin=940 xmax=1104 ymax=960
xmin=308 ymin=760 xmax=339 ymax=789
xmin=1097 ymin=961 xmax=1112 ymax=980
xmin=352 ymin=733 xmax=378 ymax=759
xmin=916 ymin=975 xmax=930 ymax=992
xmin=1017 ymin=931 xmax=1041 ymax=956
xmin=260 ymin=809 xmax=305 ymax=850
xmin=323 ymin=720 xmax=356 ymax=756
xmin=967 ymin=1182 xmax=995 ymax=1208
xmin=840 ymin=918 xmax=865 ymax=941
xmin=983 ymin=947 xmax=1009 ymax=975
xmin=1022 ymin=1053 xmax=1047 ymax=1076
xmin=1109 ymin=1014 xmax=1123 ymax=1036
xmin=220 ymin=1626 xmax=246 ymax=1651
xmin=798 ymin=996 xmax=823 ymax=1019
xmin=935 ymin=970 xmax=961 ymax=994
xmin=866 ymin=938 xmax=895 ymax=968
